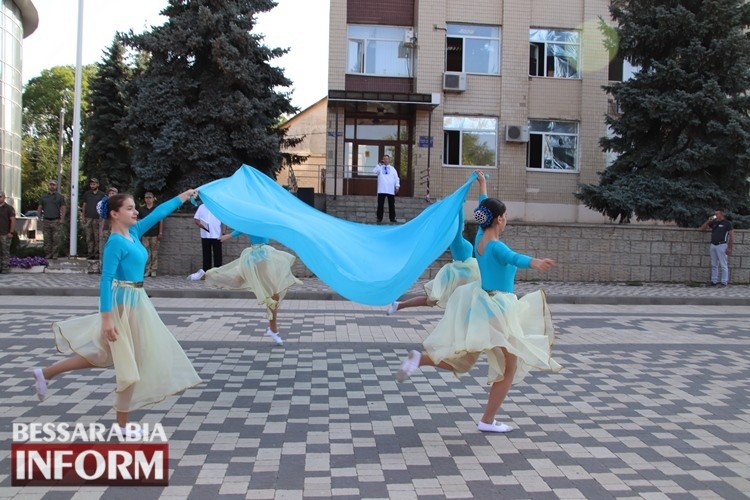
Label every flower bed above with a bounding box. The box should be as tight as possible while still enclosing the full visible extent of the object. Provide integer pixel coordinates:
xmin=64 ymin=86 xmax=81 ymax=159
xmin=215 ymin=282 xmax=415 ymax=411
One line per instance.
xmin=9 ymin=256 xmax=48 ymax=269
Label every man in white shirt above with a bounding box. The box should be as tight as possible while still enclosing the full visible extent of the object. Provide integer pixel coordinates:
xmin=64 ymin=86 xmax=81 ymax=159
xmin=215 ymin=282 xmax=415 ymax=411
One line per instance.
xmin=189 ymin=203 xmax=223 ymax=280
xmin=373 ymin=155 xmax=400 ymax=224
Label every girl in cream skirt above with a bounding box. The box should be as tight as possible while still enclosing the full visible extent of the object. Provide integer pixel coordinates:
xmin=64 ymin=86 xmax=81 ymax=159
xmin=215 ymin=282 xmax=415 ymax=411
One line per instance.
xmin=33 ymin=190 xmax=202 ymax=437
xmin=396 ymin=171 xmax=561 ymax=434
xmin=52 ymin=282 xmax=202 ymax=412
xmin=203 ymin=232 xmax=301 ymax=345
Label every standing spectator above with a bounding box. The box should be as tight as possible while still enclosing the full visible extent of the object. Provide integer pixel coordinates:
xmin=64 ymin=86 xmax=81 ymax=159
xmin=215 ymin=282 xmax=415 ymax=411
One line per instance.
xmin=98 ymin=187 xmax=118 ymax=261
xmin=0 ymin=191 xmax=16 ymax=273
xmin=373 ymin=154 xmax=400 ymax=224
xmin=37 ymin=179 xmax=66 ymax=259
xmin=81 ymin=178 xmax=106 ymax=259
xmin=699 ymin=208 xmax=734 ymax=287
xmin=139 ymin=192 xmax=163 ymax=277
xmin=189 ymin=202 xmax=222 ymax=278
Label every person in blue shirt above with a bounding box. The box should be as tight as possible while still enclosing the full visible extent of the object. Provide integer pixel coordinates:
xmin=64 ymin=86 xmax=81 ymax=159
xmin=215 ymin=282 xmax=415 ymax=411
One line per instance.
xmin=395 ymin=171 xmax=561 ymax=433
xmin=195 ymin=230 xmax=301 ymax=346
xmin=386 ymin=209 xmax=479 ymax=314
xmin=32 ymin=189 xmax=202 ymax=437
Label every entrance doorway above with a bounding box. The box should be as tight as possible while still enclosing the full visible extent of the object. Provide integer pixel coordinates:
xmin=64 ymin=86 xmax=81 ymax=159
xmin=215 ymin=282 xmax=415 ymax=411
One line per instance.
xmin=342 ymin=109 xmax=413 ymax=196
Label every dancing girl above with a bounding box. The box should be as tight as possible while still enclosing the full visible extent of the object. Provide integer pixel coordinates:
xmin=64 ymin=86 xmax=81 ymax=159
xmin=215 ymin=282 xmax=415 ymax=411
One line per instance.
xmin=33 ymin=189 xmax=202 ymax=436
xmin=199 ymin=230 xmax=301 ymax=345
xmin=395 ymin=171 xmax=561 ymax=433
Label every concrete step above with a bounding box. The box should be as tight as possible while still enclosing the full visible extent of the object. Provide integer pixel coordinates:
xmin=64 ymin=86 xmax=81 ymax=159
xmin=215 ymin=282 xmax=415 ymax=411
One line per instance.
xmin=45 ymin=257 xmax=98 ymax=274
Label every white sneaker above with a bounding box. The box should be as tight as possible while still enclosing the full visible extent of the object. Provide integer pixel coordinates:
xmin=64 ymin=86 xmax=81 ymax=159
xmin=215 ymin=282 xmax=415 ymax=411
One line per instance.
xmin=477 ymin=420 xmax=513 ymax=433
xmin=187 ymin=269 xmax=205 ymax=281
xmin=395 ymin=350 xmax=421 ymax=382
xmin=265 ymin=328 xmax=283 ymax=345
xmin=386 ymin=301 xmax=400 ymax=315
xmin=33 ymin=368 xmax=47 ymax=401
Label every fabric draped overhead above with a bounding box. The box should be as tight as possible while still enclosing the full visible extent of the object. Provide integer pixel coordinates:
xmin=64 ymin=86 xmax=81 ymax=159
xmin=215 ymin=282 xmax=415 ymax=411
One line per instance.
xmin=198 ymin=165 xmax=477 ymax=305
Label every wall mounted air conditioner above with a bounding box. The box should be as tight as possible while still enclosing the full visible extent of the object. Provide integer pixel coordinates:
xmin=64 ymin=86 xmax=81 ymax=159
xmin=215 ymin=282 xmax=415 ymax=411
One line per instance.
xmin=403 ymin=28 xmax=415 ymax=47
xmin=443 ymin=72 xmax=467 ymax=92
xmin=505 ymin=124 xmax=530 ymax=142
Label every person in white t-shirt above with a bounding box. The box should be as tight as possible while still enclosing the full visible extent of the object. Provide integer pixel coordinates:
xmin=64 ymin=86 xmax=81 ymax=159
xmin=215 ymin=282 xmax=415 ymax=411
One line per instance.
xmin=188 ymin=204 xmax=223 ymax=280
xmin=373 ymin=155 xmax=400 ymax=224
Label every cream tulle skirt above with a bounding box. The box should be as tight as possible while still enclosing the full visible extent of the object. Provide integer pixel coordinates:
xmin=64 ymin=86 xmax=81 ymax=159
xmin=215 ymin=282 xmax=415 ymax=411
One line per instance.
xmin=52 ymin=282 xmax=202 ymax=412
xmin=204 ymin=245 xmax=302 ymax=318
xmin=423 ymin=282 xmax=561 ymax=385
xmin=423 ymin=258 xmax=480 ymax=308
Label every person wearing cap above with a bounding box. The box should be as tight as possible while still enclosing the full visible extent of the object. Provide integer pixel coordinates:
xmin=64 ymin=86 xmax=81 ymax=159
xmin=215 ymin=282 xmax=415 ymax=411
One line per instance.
xmin=37 ymin=180 xmax=66 ymax=259
xmin=81 ymin=178 xmax=106 ymax=259
xmin=0 ymin=191 xmax=16 ymax=273
xmin=138 ymin=192 xmax=163 ymax=277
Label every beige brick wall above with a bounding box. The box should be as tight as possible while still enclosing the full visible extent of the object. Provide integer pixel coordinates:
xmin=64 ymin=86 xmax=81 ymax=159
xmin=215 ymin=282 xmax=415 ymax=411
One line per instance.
xmin=155 ymin=212 xmax=750 ymax=285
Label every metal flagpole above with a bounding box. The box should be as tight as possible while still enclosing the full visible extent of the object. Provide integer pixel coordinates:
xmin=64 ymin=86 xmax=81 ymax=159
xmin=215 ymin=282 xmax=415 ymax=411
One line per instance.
xmin=69 ymin=0 xmax=84 ymax=257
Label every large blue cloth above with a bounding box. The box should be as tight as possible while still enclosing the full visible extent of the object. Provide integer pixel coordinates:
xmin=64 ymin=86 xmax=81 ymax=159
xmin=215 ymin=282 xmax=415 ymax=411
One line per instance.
xmin=198 ymin=165 xmax=477 ymax=305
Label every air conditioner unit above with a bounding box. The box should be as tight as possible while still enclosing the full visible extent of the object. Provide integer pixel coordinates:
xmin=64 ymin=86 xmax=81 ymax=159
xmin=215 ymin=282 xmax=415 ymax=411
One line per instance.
xmin=505 ymin=124 xmax=530 ymax=143
xmin=443 ymin=72 xmax=467 ymax=92
xmin=403 ymin=28 xmax=415 ymax=47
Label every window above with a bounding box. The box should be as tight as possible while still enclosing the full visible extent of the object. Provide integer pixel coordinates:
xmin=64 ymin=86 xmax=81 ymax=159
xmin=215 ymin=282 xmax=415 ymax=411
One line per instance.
xmin=608 ymin=52 xmax=638 ymax=82
xmin=529 ymin=29 xmax=580 ymax=79
xmin=347 ymin=25 xmax=412 ymax=77
xmin=443 ymin=117 xmax=497 ymax=168
xmin=446 ymin=24 xmax=500 ymax=74
xmin=527 ymin=120 xmax=578 ymax=171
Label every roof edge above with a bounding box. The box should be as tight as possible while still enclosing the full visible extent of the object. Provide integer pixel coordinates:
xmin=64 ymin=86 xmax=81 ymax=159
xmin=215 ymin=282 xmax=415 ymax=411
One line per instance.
xmin=13 ymin=0 xmax=39 ymax=38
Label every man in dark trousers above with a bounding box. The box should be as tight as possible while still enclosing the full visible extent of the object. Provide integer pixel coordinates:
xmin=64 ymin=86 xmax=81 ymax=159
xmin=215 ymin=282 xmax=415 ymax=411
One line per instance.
xmin=37 ymin=180 xmax=66 ymax=259
xmin=80 ymin=178 xmax=105 ymax=259
xmin=373 ymin=154 xmax=400 ymax=224
xmin=699 ymin=208 xmax=734 ymax=287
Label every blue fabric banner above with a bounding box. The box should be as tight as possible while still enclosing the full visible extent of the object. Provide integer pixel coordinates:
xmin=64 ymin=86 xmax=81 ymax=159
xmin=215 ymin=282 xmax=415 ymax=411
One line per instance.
xmin=198 ymin=165 xmax=477 ymax=305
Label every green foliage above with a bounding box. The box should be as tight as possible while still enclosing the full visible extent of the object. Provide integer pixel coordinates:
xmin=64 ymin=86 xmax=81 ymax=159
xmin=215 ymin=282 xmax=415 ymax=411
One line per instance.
xmin=577 ymin=0 xmax=750 ymax=228
xmin=21 ymin=136 xmax=58 ymax=212
xmin=83 ymin=36 xmax=135 ymax=192
xmin=21 ymin=65 xmax=95 ymax=210
xmin=9 ymin=237 xmax=45 ymax=258
xmin=122 ymin=0 xmax=299 ymax=195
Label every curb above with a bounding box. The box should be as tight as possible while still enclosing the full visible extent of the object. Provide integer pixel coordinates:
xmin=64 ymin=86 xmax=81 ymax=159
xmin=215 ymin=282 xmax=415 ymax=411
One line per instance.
xmin=2 ymin=287 xmax=748 ymax=306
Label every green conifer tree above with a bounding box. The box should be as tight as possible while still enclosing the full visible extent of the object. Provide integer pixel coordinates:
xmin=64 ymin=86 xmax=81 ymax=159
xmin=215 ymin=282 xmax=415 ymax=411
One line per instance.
xmin=122 ymin=0 xmax=298 ymax=194
xmin=83 ymin=36 xmax=134 ymax=191
xmin=577 ymin=0 xmax=750 ymax=227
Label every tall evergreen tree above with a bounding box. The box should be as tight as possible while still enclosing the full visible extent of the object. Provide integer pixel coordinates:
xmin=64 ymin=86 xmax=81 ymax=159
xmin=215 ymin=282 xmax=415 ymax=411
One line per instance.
xmin=122 ymin=0 xmax=298 ymax=194
xmin=577 ymin=0 xmax=750 ymax=228
xmin=83 ymin=36 xmax=134 ymax=191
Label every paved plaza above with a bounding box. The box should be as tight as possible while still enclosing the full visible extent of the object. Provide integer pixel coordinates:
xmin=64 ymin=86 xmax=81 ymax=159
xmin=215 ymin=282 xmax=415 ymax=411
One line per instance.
xmin=0 ymin=278 xmax=749 ymax=498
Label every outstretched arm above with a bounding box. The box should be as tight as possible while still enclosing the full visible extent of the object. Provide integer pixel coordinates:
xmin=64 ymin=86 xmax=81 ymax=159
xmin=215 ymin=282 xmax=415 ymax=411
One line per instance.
xmin=476 ymin=170 xmax=488 ymax=197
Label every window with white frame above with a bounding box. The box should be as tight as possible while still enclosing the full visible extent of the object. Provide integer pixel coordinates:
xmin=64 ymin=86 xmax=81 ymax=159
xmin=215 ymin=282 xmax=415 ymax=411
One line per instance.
xmin=527 ymin=120 xmax=579 ymax=171
xmin=529 ymin=29 xmax=580 ymax=79
xmin=446 ymin=24 xmax=500 ymax=74
xmin=347 ymin=25 xmax=412 ymax=77
xmin=443 ymin=116 xmax=497 ymax=168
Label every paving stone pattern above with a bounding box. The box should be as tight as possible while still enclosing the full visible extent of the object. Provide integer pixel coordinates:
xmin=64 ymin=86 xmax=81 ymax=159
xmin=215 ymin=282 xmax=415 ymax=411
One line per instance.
xmin=0 ymin=297 xmax=748 ymax=499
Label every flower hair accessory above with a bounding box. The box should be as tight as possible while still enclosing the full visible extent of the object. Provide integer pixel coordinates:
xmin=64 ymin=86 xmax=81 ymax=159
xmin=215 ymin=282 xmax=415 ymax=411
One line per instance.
xmin=474 ymin=205 xmax=494 ymax=228
xmin=96 ymin=196 xmax=110 ymax=220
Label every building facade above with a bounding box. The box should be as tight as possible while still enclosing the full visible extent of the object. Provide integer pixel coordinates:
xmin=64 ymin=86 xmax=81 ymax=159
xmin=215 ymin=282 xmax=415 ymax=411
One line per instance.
xmin=279 ymin=97 xmax=328 ymax=194
xmin=0 ymin=0 xmax=37 ymax=211
xmin=326 ymin=0 xmax=620 ymax=222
